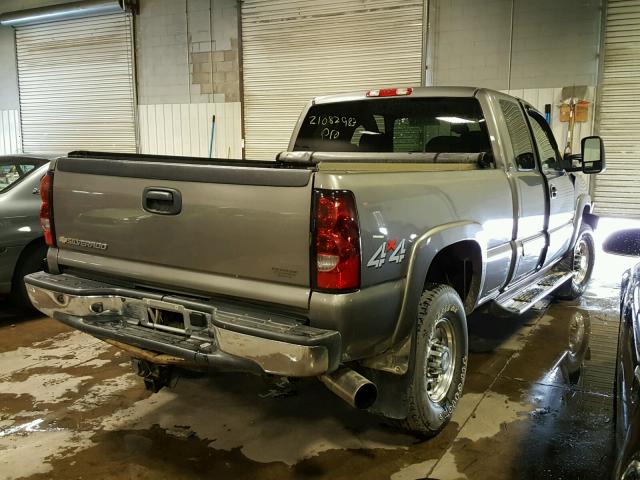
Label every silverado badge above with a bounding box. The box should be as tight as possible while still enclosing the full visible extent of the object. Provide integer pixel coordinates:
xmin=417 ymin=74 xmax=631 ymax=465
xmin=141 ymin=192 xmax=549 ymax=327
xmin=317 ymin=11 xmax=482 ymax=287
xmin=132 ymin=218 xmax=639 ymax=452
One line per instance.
xmin=58 ymin=236 xmax=108 ymax=251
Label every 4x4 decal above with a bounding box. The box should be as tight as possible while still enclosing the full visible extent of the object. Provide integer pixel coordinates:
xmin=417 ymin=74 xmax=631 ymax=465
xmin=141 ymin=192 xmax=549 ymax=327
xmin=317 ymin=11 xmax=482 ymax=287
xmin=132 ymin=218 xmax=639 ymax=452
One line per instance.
xmin=367 ymin=239 xmax=407 ymax=268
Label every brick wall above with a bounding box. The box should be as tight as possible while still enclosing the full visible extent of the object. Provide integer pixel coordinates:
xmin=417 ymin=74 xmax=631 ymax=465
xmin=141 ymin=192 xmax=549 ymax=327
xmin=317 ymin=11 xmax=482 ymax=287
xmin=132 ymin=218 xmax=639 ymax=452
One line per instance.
xmin=432 ymin=0 xmax=602 ymax=90
xmin=136 ymin=0 xmax=240 ymax=105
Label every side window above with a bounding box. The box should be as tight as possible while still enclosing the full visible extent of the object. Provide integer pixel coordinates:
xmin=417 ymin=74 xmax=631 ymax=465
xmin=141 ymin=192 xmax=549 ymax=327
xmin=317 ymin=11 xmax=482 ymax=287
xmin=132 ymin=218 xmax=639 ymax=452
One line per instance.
xmin=528 ymin=111 xmax=562 ymax=174
xmin=500 ymin=99 xmax=535 ymax=170
xmin=0 ymin=163 xmax=37 ymax=193
xmin=0 ymin=164 xmax=19 ymax=190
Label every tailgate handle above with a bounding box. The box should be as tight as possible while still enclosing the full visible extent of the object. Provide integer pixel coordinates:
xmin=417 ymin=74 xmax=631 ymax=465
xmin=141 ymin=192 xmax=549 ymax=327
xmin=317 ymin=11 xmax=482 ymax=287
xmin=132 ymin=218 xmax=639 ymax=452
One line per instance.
xmin=143 ymin=187 xmax=182 ymax=215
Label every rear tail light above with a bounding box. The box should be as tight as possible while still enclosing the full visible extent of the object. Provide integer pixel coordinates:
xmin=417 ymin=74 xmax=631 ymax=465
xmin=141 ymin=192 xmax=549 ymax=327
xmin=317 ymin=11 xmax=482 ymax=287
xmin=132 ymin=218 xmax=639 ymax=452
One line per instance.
xmin=39 ymin=172 xmax=56 ymax=247
xmin=313 ymin=190 xmax=360 ymax=291
xmin=366 ymin=87 xmax=413 ymax=97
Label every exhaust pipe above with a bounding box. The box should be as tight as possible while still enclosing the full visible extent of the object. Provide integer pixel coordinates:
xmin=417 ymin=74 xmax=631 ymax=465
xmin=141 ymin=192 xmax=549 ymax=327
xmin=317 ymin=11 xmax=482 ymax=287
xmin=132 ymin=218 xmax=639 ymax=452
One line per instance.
xmin=320 ymin=368 xmax=377 ymax=409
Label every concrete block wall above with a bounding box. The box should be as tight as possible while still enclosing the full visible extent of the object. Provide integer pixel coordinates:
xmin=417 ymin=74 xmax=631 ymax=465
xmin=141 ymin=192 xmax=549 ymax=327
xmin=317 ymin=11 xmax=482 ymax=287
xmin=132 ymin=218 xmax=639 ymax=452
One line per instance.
xmin=511 ymin=0 xmax=601 ymax=89
xmin=136 ymin=0 xmax=240 ymax=105
xmin=432 ymin=0 xmax=602 ymax=90
xmin=432 ymin=0 xmax=513 ymax=89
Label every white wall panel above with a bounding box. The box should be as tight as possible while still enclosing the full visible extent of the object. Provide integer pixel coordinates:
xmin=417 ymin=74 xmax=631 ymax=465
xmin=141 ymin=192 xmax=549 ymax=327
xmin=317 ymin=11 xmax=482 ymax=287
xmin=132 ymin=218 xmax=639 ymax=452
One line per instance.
xmin=0 ymin=109 xmax=21 ymax=155
xmin=138 ymin=102 xmax=242 ymax=158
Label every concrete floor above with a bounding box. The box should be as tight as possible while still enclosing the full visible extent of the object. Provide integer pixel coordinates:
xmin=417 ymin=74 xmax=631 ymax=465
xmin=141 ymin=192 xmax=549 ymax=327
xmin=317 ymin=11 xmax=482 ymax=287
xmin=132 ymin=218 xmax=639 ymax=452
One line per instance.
xmin=0 ymin=223 xmax=636 ymax=480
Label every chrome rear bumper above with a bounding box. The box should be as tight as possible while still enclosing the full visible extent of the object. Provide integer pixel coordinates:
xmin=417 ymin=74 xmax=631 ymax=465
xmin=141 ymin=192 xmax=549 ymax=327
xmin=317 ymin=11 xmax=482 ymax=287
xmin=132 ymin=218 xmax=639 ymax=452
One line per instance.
xmin=25 ymin=271 xmax=341 ymax=377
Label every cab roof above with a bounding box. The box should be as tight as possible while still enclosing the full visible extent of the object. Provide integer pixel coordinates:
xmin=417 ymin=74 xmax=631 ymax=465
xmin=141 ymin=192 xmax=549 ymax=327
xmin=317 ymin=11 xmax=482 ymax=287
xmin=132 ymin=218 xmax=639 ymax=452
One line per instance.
xmin=312 ymin=86 xmax=496 ymax=105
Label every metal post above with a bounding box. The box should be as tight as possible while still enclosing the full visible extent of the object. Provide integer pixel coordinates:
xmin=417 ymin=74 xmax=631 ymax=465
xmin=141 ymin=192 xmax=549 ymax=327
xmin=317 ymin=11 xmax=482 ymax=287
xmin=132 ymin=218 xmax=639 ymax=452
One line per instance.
xmin=208 ymin=114 xmax=216 ymax=158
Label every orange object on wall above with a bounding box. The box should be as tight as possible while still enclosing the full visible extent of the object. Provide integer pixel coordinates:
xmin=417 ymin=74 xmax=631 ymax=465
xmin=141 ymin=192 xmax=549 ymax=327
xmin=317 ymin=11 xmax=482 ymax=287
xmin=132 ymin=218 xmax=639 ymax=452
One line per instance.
xmin=575 ymin=101 xmax=590 ymax=122
xmin=559 ymin=100 xmax=590 ymax=123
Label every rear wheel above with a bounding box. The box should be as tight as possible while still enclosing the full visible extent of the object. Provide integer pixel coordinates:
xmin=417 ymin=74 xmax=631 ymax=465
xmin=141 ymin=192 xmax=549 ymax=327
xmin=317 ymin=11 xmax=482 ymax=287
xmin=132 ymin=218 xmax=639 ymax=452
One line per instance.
xmin=555 ymin=223 xmax=595 ymax=300
xmin=400 ymin=283 xmax=468 ymax=437
xmin=9 ymin=242 xmax=47 ymax=309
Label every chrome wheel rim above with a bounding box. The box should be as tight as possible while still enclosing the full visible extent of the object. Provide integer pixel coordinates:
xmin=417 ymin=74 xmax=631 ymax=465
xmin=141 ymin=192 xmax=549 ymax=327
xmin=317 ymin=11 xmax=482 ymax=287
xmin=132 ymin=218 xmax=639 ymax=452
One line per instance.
xmin=426 ymin=317 xmax=457 ymax=403
xmin=572 ymin=237 xmax=590 ymax=285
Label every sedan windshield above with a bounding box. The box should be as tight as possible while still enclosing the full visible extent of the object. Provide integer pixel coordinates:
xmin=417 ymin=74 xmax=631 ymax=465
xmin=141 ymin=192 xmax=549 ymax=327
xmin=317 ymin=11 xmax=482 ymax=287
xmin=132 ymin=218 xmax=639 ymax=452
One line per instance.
xmin=0 ymin=159 xmax=46 ymax=193
xmin=294 ymin=97 xmax=491 ymax=154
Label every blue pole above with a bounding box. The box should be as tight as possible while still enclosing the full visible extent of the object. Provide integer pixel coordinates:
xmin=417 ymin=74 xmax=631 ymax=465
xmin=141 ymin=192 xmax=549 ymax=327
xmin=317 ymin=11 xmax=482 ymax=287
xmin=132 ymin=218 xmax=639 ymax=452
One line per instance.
xmin=544 ymin=104 xmax=551 ymax=125
xmin=208 ymin=114 xmax=216 ymax=158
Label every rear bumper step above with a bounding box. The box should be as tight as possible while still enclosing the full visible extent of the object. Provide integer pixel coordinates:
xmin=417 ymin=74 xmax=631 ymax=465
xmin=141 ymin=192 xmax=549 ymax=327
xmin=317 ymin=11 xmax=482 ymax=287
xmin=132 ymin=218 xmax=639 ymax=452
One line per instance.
xmin=25 ymin=271 xmax=341 ymax=377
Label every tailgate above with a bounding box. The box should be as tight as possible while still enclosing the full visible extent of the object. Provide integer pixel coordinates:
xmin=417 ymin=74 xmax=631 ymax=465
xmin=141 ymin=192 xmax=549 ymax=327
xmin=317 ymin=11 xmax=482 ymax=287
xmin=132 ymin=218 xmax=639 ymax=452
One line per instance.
xmin=51 ymin=154 xmax=314 ymax=306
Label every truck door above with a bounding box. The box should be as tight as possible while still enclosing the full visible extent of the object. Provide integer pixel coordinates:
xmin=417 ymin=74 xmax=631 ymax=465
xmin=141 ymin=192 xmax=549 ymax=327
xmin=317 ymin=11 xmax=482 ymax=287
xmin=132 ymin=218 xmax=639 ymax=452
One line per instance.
xmin=498 ymin=98 xmax=547 ymax=284
xmin=525 ymin=108 xmax=575 ymax=266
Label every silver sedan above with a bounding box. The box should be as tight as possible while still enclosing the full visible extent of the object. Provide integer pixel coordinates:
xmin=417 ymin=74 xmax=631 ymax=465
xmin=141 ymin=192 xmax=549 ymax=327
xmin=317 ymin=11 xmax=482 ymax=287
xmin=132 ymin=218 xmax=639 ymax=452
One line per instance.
xmin=0 ymin=156 xmax=49 ymax=308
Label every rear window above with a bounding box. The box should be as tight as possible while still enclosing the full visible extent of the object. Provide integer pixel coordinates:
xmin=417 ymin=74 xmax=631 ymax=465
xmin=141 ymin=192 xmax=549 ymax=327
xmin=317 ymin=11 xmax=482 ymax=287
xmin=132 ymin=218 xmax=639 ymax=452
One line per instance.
xmin=0 ymin=160 xmax=45 ymax=193
xmin=293 ymin=97 xmax=491 ymax=154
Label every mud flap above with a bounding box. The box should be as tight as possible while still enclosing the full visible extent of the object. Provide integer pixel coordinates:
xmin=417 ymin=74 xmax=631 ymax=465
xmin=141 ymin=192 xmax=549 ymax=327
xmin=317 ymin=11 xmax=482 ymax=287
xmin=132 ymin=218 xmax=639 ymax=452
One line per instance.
xmin=362 ymin=367 xmax=410 ymax=419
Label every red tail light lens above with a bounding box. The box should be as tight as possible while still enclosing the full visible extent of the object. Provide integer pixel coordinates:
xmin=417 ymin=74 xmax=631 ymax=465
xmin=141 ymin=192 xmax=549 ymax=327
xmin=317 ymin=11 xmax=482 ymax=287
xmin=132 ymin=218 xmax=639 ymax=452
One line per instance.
xmin=39 ymin=172 xmax=56 ymax=247
xmin=313 ymin=190 xmax=360 ymax=291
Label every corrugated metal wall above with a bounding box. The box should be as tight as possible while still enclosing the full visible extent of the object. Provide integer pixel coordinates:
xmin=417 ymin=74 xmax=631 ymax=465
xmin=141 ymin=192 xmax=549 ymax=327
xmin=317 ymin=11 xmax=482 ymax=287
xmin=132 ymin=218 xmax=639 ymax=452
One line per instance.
xmin=593 ymin=0 xmax=640 ymax=218
xmin=15 ymin=13 xmax=137 ymax=154
xmin=241 ymin=0 xmax=424 ymax=160
xmin=0 ymin=110 xmax=21 ymax=155
xmin=138 ymin=102 xmax=242 ymax=158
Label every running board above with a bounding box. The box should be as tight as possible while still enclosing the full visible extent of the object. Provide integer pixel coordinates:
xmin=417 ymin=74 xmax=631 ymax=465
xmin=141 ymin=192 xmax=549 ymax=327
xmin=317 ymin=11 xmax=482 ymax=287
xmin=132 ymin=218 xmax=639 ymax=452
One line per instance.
xmin=495 ymin=270 xmax=574 ymax=315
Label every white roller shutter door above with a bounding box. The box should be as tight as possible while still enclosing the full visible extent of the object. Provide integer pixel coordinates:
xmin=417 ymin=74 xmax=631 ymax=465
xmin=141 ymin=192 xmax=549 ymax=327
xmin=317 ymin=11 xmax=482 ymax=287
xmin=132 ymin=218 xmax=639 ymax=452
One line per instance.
xmin=16 ymin=13 xmax=137 ymax=154
xmin=241 ymin=0 xmax=424 ymax=160
xmin=593 ymin=0 xmax=640 ymax=217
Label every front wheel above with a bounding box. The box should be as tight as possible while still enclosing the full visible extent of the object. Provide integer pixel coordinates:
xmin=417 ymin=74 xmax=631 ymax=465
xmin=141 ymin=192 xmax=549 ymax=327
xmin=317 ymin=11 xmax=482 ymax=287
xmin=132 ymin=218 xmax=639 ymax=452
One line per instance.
xmin=400 ymin=283 xmax=468 ymax=437
xmin=556 ymin=223 xmax=595 ymax=300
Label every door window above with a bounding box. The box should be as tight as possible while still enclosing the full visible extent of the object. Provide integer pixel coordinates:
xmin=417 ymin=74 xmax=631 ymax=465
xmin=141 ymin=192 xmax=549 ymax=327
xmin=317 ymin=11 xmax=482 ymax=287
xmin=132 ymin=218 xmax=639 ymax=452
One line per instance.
xmin=499 ymin=99 xmax=535 ymax=171
xmin=527 ymin=110 xmax=563 ymax=175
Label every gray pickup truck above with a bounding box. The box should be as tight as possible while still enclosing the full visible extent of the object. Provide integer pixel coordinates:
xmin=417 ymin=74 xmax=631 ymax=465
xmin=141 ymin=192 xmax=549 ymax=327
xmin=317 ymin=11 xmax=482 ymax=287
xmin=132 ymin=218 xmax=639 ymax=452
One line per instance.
xmin=25 ymin=86 xmax=604 ymax=436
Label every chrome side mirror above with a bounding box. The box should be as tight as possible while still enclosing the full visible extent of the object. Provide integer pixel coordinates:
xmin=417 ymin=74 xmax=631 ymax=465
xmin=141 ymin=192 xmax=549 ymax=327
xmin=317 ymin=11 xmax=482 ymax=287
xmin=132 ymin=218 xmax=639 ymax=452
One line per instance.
xmin=581 ymin=136 xmax=605 ymax=174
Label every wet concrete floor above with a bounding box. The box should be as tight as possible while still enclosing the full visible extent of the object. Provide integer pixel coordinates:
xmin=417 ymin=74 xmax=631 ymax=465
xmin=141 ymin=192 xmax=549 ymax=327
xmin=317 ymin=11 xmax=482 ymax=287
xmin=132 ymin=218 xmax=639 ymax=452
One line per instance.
xmin=0 ymin=236 xmax=635 ymax=479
